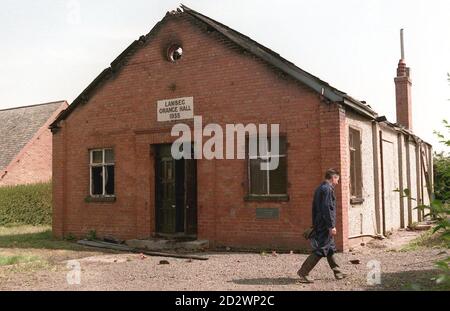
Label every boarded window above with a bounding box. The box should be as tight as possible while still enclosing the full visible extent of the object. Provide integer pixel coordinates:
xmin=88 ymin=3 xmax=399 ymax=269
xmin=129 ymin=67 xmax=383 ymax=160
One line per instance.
xmin=349 ymin=128 xmax=362 ymax=198
xmin=90 ymin=149 xmax=115 ymax=197
xmin=248 ymin=136 xmax=287 ymax=196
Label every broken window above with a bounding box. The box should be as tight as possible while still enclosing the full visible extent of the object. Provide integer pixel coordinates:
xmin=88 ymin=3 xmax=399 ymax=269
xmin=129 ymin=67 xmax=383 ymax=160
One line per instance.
xmin=167 ymin=44 xmax=183 ymax=62
xmin=248 ymin=136 xmax=287 ymax=196
xmin=349 ymin=128 xmax=362 ymax=198
xmin=90 ymin=149 xmax=115 ymax=197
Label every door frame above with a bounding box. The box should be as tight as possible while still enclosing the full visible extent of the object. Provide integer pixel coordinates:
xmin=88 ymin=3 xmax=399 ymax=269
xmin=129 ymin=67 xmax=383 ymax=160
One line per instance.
xmin=153 ymin=143 xmax=197 ymax=238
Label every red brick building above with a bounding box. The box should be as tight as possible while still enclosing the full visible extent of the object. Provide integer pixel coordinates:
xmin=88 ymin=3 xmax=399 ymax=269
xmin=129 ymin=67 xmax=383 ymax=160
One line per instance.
xmin=0 ymin=101 xmax=68 ymax=186
xmin=50 ymin=6 xmax=432 ymax=251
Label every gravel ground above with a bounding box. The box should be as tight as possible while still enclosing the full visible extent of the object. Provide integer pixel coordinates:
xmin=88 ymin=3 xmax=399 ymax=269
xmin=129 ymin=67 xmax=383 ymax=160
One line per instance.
xmin=0 ymin=230 xmax=448 ymax=291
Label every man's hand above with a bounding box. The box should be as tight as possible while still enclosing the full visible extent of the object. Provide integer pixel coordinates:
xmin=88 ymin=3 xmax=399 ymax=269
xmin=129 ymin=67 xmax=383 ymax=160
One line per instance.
xmin=330 ymin=227 xmax=337 ymax=236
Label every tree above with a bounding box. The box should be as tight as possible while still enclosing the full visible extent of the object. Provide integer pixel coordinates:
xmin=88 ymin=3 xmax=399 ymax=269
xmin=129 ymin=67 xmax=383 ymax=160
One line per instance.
xmin=422 ymin=119 xmax=450 ymax=287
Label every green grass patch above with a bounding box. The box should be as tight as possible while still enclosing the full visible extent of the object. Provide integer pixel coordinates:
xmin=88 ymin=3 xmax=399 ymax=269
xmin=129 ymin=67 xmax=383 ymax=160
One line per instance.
xmin=0 ymin=182 xmax=52 ymax=226
xmin=0 ymin=255 xmax=39 ymax=266
xmin=401 ymin=229 xmax=450 ymax=251
xmin=0 ymin=225 xmax=86 ymax=251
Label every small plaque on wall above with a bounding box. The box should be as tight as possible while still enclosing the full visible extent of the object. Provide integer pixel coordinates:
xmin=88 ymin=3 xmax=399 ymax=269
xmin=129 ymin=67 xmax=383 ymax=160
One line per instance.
xmin=157 ymin=97 xmax=194 ymax=122
xmin=256 ymin=208 xmax=279 ymax=219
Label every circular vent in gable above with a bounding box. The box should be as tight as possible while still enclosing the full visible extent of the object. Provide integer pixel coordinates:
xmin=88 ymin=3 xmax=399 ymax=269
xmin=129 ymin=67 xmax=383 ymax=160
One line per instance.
xmin=167 ymin=44 xmax=183 ymax=62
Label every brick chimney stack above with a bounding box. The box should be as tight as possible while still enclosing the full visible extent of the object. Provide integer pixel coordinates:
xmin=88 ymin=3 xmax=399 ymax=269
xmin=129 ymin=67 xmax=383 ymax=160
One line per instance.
xmin=394 ymin=29 xmax=412 ymax=130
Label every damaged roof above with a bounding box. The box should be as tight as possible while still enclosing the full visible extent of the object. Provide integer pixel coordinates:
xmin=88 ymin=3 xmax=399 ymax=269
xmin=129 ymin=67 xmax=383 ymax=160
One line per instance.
xmin=180 ymin=5 xmax=377 ymax=119
xmin=49 ymin=4 xmax=378 ymax=131
xmin=0 ymin=101 xmax=66 ymax=171
xmin=51 ymin=5 xmax=394 ymax=132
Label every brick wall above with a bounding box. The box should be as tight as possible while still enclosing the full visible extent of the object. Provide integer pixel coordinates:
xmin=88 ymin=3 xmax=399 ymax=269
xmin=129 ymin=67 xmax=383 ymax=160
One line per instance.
xmin=52 ymin=13 xmax=350 ymax=250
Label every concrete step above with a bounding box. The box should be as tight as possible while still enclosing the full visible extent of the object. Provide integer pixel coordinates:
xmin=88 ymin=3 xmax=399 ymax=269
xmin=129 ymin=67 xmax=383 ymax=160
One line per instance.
xmin=125 ymin=239 xmax=209 ymax=251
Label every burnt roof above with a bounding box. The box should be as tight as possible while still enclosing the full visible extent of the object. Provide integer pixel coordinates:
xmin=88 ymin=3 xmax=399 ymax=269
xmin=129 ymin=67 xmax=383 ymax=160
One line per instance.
xmin=0 ymin=101 xmax=66 ymax=171
xmin=48 ymin=5 xmax=431 ymax=147
xmin=49 ymin=5 xmax=378 ymax=131
xmin=180 ymin=5 xmax=377 ymax=118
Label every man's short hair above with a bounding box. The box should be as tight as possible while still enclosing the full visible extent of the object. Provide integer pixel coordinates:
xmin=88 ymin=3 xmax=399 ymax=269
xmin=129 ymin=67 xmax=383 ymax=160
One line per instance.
xmin=325 ymin=169 xmax=340 ymax=180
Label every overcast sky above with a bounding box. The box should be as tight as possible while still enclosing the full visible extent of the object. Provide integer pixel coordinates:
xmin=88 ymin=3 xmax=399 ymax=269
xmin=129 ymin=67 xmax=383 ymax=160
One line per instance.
xmin=0 ymin=0 xmax=449 ymax=151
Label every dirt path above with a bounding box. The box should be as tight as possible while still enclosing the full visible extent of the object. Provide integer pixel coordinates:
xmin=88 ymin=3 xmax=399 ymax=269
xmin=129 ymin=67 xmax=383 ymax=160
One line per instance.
xmin=0 ymin=230 xmax=448 ymax=291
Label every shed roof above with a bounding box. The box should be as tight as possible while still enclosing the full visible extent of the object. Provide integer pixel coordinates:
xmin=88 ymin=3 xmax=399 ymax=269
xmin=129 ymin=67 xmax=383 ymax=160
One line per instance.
xmin=0 ymin=101 xmax=66 ymax=171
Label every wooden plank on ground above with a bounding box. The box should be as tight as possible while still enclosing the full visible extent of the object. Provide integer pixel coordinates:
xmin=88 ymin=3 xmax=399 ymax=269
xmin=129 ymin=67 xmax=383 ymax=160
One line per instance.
xmin=77 ymin=240 xmax=209 ymax=261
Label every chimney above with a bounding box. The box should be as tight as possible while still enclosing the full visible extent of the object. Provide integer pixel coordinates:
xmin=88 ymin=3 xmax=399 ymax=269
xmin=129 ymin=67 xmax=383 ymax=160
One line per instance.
xmin=394 ymin=29 xmax=413 ymax=130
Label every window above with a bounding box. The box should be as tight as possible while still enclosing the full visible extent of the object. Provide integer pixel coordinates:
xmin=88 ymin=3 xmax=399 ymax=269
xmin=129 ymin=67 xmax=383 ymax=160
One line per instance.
xmin=349 ymin=128 xmax=362 ymax=198
xmin=247 ymin=136 xmax=287 ymax=197
xmin=90 ymin=149 xmax=115 ymax=197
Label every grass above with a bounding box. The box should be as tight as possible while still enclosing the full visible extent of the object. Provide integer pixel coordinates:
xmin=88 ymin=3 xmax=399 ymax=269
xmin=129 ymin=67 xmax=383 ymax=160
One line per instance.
xmin=0 ymin=225 xmax=87 ymax=251
xmin=0 ymin=225 xmax=109 ymax=279
xmin=0 ymin=255 xmax=39 ymax=266
xmin=401 ymin=229 xmax=450 ymax=252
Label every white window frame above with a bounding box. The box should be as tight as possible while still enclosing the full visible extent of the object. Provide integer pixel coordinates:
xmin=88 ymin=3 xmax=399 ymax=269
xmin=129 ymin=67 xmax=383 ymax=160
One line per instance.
xmin=248 ymin=137 xmax=287 ymax=196
xmin=89 ymin=148 xmax=115 ymax=197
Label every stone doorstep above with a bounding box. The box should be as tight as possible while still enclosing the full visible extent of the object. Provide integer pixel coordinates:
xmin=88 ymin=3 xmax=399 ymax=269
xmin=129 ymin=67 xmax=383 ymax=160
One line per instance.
xmin=125 ymin=239 xmax=209 ymax=251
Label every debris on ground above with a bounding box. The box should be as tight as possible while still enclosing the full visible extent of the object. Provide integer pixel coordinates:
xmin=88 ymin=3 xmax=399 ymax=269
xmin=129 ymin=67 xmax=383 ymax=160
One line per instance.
xmin=77 ymin=239 xmax=208 ymax=261
xmin=103 ymin=235 xmax=123 ymax=244
xmin=159 ymin=260 xmax=170 ymax=265
xmin=1 ymin=229 xmax=446 ymax=291
xmin=350 ymin=259 xmax=361 ymax=265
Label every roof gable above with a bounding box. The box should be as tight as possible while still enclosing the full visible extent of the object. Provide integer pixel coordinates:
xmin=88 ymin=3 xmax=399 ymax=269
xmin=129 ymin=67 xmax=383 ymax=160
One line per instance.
xmin=51 ymin=5 xmax=380 ymax=130
xmin=0 ymin=101 xmax=66 ymax=171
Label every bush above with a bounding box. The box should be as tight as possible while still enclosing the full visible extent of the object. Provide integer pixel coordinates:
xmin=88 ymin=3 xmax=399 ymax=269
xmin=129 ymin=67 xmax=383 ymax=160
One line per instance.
xmin=434 ymin=119 xmax=450 ymax=203
xmin=0 ymin=182 xmax=52 ymax=226
xmin=434 ymin=153 xmax=450 ymax=203
xmin=86 ymin=230 xmax=97 ymax=241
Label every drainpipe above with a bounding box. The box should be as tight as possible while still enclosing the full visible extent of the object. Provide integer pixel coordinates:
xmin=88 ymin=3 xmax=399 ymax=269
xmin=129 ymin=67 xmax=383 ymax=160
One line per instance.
xmin=416 ymin=142 xmax=422 ymax=221
xmin=397 ymin=133 xmax=405 ymax=228
xmin=405 ymin=136 xmax=413 ymax=226
xmin=379 ymin=131 xmax=386 ymax=236
xmin=371 ymin=121 xmax=382 ymax=235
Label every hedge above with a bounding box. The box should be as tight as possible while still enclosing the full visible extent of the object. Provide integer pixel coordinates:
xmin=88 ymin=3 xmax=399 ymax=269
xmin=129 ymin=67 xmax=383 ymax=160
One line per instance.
xmin=0 ymin=182 xmax=52 ymax=226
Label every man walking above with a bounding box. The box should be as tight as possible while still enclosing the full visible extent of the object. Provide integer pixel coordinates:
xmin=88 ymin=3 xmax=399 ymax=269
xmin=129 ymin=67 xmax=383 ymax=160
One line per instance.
xmin=297 ymin=169 xmax=346 ymax=283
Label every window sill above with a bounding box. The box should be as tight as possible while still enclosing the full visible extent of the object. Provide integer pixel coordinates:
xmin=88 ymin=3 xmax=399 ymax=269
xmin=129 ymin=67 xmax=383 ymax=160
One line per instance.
xmin=350 ymin=197 xmax=365 ymax=205
xmin=85 ymin=196 xmax=116 ymax=203
xmin=244 ymin=195 xmax=290 ymax=202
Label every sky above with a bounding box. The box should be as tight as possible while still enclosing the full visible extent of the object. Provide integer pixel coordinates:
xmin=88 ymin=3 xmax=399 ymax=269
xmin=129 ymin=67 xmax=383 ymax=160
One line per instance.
xmin=0 ymin=0 xmax=449 ymax=152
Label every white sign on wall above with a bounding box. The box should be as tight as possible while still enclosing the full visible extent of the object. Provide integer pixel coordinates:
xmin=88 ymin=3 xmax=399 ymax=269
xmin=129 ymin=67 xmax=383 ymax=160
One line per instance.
xmin=157 ymin=97 xmax=194 ymax=122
